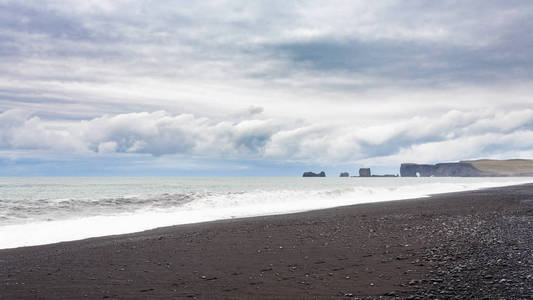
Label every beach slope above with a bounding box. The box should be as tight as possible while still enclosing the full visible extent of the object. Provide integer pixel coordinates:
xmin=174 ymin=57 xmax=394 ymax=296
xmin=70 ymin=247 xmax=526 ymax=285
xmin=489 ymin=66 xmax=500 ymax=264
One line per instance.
xmin=2 ymin=184 xmax=533 ymax=299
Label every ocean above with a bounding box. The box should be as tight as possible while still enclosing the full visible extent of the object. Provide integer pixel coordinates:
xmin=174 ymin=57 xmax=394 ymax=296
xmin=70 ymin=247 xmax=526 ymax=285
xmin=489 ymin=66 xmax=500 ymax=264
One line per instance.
xmin=1 ymin=176 xmax=532 ymax=249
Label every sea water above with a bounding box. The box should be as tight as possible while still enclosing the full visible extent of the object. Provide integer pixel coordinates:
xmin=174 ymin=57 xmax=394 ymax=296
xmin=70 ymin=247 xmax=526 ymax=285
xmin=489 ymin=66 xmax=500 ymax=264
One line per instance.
xmin=1 ymin=176 xmax=532 ymax=249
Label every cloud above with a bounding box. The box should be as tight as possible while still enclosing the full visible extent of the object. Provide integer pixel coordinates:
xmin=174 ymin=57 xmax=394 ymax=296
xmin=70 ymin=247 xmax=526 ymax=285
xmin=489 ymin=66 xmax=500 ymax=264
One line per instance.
xmin=1 ymin=1 xmax=532 ymax=91
xmin=0 ymin=110 xmax=284 ymax=158
xmin=247 ymin=106 xmax=264 ymax=115
xmin=2 ymin=108 xmax=533 ymax=167
xmin=1 ymin=1 xmax=533 ymax=173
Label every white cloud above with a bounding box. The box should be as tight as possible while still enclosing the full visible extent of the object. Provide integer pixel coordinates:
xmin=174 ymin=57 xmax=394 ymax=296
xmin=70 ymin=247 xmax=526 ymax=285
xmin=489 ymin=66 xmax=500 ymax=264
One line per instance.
xmin=97 ymin=141 xmax=117 ymax=153
xmin=2 ymin=108 xmax=533 ymax=167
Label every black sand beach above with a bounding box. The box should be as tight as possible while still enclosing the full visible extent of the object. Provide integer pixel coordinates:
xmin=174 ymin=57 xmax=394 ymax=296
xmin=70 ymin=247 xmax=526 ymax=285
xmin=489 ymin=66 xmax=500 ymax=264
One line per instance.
xmin=2 ymin=184 xmax=533 ymax=299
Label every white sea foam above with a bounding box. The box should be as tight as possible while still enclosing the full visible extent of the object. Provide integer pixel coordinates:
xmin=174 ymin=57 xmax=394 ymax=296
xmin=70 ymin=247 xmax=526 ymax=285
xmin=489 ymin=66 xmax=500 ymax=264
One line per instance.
xmin=1 ymin=177 xmax=532 ymax=249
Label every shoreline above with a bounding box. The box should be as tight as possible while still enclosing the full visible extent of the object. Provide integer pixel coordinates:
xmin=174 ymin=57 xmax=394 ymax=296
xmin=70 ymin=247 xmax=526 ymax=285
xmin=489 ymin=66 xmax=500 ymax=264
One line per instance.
xmin=2 ymin=183 xmax=533 ymax=298
xmin=3 ymin=178 xmax=533 ymax=250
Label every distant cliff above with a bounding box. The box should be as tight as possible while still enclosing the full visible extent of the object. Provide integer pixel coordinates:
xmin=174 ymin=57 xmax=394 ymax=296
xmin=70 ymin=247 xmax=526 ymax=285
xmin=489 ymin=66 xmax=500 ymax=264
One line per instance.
xmin=400 ymin=163 xmax=484 ymax=177
xmin=400 ymin=159 xmax=533 ymax=177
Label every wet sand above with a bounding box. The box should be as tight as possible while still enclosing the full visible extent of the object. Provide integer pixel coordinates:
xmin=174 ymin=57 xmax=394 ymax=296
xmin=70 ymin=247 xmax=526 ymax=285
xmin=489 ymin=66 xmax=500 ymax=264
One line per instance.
xmin=2 ymin=184 xmax=533 ymax=299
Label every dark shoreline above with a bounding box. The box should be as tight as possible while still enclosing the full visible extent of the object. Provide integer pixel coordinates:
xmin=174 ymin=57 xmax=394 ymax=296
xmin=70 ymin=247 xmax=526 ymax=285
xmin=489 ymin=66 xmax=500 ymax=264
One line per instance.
xmin=2 ymin=184 xmax=533 ymax=299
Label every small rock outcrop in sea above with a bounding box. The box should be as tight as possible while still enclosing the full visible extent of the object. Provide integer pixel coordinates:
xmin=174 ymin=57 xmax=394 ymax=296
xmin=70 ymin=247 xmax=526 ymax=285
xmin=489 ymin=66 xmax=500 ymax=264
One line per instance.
xmin=339 ymin=172 xmax=350 ymax=177
xmin=302 ymin=171 xmax=326 ymax=177
xmin=359 ymin=168 xmax=371 ymax=177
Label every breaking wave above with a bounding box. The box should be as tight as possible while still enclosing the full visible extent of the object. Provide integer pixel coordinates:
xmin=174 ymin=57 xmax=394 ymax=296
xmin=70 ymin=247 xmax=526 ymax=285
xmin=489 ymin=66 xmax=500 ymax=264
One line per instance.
xmin=1 ymin=177 xmax=532 ymax=249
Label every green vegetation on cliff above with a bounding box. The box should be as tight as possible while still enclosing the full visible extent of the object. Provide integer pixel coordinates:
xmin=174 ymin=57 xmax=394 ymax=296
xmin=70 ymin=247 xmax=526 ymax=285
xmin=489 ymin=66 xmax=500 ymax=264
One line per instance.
xmin=401 ymin=159 xmax=533 ymax=177
xmin=462 ymin=159 xmax=533 ymax=176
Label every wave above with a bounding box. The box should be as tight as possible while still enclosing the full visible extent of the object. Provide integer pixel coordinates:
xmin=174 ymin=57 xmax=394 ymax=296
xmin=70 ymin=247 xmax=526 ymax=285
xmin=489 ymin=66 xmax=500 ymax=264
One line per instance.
xmin=0 ymin=192 xmax=210 ymax=225
xmin=1 ymin=178 xmax=532 ymax=249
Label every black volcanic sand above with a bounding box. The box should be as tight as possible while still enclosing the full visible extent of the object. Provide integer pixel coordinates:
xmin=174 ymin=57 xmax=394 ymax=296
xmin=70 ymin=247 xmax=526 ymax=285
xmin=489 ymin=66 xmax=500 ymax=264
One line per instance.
xmin=2 ymin=184 xmax=533 ymax=299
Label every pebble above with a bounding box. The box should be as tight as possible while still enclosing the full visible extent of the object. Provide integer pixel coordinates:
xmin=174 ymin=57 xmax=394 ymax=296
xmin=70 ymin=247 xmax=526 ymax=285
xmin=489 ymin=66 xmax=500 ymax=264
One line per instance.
xmin=409 ymin=211 xmax=533 ymax=299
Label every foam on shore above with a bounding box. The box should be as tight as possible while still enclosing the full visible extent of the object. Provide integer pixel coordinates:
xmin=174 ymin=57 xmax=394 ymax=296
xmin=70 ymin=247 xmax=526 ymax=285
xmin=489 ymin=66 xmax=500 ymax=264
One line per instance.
xmin=1 ymin=178 xmax=532 ymax=249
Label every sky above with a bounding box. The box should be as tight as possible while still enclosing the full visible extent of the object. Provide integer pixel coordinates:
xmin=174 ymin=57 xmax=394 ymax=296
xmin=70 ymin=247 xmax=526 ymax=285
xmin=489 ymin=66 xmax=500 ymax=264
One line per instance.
xmin=1 ymin=0 xmax=533 ymax=176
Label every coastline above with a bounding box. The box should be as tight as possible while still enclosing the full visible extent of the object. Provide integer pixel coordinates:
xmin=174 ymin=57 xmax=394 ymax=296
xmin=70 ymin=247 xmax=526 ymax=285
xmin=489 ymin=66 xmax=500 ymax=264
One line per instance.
xmin=2 ymin=183 xmax=533 ymax=298
xmin=3 ymin=177 xmax=532 ymax=250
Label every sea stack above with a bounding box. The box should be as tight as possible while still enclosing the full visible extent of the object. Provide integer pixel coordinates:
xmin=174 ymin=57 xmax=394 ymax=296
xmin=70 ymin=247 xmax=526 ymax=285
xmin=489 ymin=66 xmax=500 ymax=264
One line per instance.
xmin=359 ymin=168 xmax=371 ymax=177
xmin=303 ymin=171 xmax=326 ymax=177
